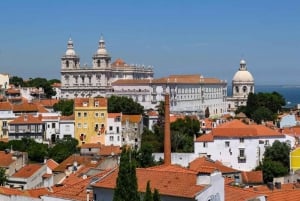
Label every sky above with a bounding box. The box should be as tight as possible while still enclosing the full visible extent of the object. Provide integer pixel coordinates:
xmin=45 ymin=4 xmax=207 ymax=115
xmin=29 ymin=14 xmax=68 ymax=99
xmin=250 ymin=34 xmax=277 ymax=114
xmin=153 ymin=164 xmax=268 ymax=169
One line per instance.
xmin=0 ymin=0 xmax=299 ymax=85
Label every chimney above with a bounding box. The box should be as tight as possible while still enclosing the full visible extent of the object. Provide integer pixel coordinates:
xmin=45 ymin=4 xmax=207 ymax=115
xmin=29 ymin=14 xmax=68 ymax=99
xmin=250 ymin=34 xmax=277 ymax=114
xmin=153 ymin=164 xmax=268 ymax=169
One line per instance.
xmin=164 ymin=93 xmax=171 ymax=165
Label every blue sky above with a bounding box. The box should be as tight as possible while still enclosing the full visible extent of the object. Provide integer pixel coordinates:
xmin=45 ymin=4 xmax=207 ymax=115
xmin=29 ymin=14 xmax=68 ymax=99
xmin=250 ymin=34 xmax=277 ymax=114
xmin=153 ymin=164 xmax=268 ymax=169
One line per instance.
xmin=0 ymin=0 xmax=299 ymax=85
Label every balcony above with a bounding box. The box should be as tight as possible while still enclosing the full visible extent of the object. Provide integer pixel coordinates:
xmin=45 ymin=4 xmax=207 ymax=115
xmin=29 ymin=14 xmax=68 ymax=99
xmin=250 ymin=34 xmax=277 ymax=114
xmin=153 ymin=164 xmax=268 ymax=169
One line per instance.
xmin=238 ymin=156 xmax=246 ymax=163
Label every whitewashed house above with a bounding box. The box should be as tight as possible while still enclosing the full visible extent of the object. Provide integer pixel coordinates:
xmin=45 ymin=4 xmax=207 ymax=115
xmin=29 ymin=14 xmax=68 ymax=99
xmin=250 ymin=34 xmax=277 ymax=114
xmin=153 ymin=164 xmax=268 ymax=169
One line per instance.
xmin=195 ymin=119 xmax=288 ymax=171
xmin=105 ymin=113 xmax=122 ymax=146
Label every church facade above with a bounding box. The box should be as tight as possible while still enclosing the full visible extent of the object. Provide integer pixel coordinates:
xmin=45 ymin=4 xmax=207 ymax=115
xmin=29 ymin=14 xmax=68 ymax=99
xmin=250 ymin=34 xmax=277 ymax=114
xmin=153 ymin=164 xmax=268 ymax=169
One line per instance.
xmin=60 ymin=37 xmax=154 ymax=99
xmin=227 ymin=59 xmax=255 ymax=112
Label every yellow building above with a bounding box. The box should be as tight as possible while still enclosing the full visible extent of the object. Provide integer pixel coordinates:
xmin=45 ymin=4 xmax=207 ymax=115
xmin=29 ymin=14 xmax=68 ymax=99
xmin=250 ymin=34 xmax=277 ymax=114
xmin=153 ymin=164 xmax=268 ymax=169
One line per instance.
xmin=290 ymin=147 xmax=300 ymax=172
xmin=74 ymin=97 xmax=107 ymax=145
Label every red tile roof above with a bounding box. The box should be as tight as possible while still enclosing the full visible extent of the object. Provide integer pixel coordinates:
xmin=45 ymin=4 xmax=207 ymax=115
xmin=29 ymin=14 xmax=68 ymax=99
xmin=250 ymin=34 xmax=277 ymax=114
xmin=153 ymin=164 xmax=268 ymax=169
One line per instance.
xmin=241 ymin=171 xmax=263 ymax=184
xmin=9 ymin=114 xmax=43 ymax=124
xmin=81 ymin=143 xmax=102 ymax=149
xmin=12 ymin=164 xmax=43 ymax=178
xmin=0 ymin=101 xmax=12 ymax=110
xmin=33 ymin=99 xmax=59 ymax=107
xmin=46 ymin=159 xmax=59 ymax=170
xmin=74 ymin=97 xmax=107 ymax=107
xmin=99 ymin=145 xmax=121 ymax=156
xmin=0 ymin=151 xmax=14 ymax=167
xmin=122 ymin=114 xmax=142 ymax=123
xmin=94 ymin=165 xmax=205 ymax=199
xmin=189 ymin=157 xmax=240 ymax=174
xmin=195 ymin=133 xmax=214 ymax=142
xmin=108 ymin=113 xmax=121 ymax=118
xmin=225 ymin=185 xmax=264 ymax=201
xmin=60 ymin=114 xmax=75 ymax=121
xmin=12 ymin=102 xmax=38 ymax=112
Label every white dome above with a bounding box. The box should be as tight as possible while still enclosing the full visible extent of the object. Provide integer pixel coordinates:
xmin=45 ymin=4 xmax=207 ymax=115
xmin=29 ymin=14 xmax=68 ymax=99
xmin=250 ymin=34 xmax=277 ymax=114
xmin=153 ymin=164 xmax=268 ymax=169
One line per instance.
xmin=66 ymin=49 xmax=76 ymax=56
xmin=97 ymin=48 xmax=107 ymax=55
xmin=233 ymin=70 xmax=254 ymax=82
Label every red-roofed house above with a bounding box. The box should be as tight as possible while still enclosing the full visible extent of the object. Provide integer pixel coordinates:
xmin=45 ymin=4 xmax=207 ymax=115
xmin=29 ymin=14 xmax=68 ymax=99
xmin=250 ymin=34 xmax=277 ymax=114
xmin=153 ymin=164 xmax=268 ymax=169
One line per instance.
xmin=105 ymin=113 xmax=122 ymax=146
xmin=8 ymin=114 xmax=44 ymax=142
xmin=195 ymin=119 xmax=287 ymax=171
xmin=7 ymin=164 xmax=47 ymax=190
xmin=93 ymin=164 xmax=225 ymax=201
xmin=0 ymin=101 xmax=15 ymax=140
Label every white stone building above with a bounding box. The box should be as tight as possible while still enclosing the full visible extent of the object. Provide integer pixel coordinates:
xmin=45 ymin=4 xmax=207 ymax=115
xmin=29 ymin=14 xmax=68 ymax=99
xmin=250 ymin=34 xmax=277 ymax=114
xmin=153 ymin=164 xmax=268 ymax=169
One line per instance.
xmin=227 ymin=59 xmax=254 ymax=112
xmin=111 ymin=74 xmax=228 ymax=117
xmin=194 ymin=119 xmax=289 ymax=171
xmin=60 ymin=37 xmax=153 ymax=99
xmin=105 ymin=113 xmax=122 ymax=146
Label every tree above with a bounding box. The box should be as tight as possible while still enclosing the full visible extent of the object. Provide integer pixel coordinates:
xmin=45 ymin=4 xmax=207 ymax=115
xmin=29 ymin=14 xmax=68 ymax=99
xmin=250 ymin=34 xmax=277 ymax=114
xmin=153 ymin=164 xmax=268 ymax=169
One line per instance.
xmin=108 ymin=95 xmax=144 ymax=114
xmin=170 ymin=116 xmax=200 ymax=152
xmin=0 ymin=168 xmax=7 ymax=186
xmin=143 ymin=181 xmax=153 ymax=201
xmin=53 ymin=99 xmax=74 ymax=116
xmin=252 ymin=107 xmax=274 ymax=124
xmin=152 ymin=189 xmax=161 ymax=201
xmin=255 ymin=140 xmax=290 ymax=183
xmin=136 ymin=142 xmax=155 ymax=168
xmin=205 ymin=107 xmax=210 ymax=118
xmin=113 ymin=147 xmax=140 ymax=201
xmin=9 ymin=76 xmax=24 ymax=87
xmin=48 ymin=138 xmax=79 ymax=163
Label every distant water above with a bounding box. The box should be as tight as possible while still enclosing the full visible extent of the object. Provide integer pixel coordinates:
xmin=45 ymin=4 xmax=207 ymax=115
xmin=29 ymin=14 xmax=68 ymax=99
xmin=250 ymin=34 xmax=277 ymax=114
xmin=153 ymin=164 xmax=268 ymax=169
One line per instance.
xmin=228 ymin=85 xmax=300 ymax=108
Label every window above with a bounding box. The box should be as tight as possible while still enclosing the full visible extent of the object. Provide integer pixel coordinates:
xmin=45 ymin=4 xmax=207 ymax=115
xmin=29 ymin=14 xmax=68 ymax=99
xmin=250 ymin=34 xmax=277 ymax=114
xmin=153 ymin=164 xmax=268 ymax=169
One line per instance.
xmin=52 ymin=123 xmax=55 ymax=128
xmin=238 ymin=148 xmax=246 ymax=163
xmin=117 ymin=136 xmax=120 ymax=141
xmin=116 ymin=127 xmax=119 ymax=133
xmin=95 ymin=101 xmax=99 ymax=107
xmin=109 ymin=136 xmax=114 ymax=141
xmin=265 ymin=140 xmax=270 ymax=146
xmin=203 ymin=142 xmax=207 ymax=148
xmin=83 ymin=102 xmax=88 ymax=107
xmin=77 ymin=112 xmax=81 ymax=118
xmin=95 ymin=124 xmax=99 ymax=131
xmin=239 ymin=149 xmax=245 ymax=157
xmin=101 ymin=113 xmax=105 ymax=118
xmin=225 ymin=141 xmax=230 ymax=147
xmin=84 ymin=112 xmax=87 ymax=117
xmin=109 ymin=126 xmax=113 ymax=131
xmin=95 ymin=112 xmax=99 ymax=117
xmin=77 ymin=123 xmax=82 ymax=128
xmin=83 ymin=123 xmax=87 ymax=128
xmin=240 ymin=138 xmax=244 ymax=143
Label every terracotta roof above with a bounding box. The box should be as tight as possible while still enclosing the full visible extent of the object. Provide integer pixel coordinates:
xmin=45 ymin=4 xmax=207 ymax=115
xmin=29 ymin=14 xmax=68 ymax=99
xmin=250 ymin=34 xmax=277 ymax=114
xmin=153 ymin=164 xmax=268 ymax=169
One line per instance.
xmin=151 ymin=74 xmax=225 ymax=85
xmin=241 ymin=171 xmax=263 ymax=184
xmin=112 ymin=58 xmax=126 ymax=67
xmin=25 ymin=187 xmax=52 ymax=198
xmin=93 ymin=165 xmax=205 ymax=199
xmin=74 ymin=97 xmax=107 ymax=107
xmin=42 ymin=173 xmax=52 ymax=178
xmin=0 ymin=186 xmax=24 ymax=196
xmin=48 ymin=169 xmax=112 ymax=201
xmin=122 ymin=114 xmax=142 ymax=123
xmin=212 ymin=119 xmax=283 ymax=138
xmin=147 ymin=110 xmax=158 ymax=116
xmin=108 ymin=113 xmax=121 ymax=118
xmin=99 ymin=145 xmax=121 ymax=156
xmin=12 ymin=164 xmax=43 ymax=178
xmin=12 ymin=102 xmax=38 ymax=112
xmin=225 ymin=185 xmax=264 ymax=201
xmin=169 ymin=114 xmax=184 ymax=123
xmin=81 ymin=143 xmax=102 ymax=149
xmin=9 ymin=114 xmax=43 ymax=125
xmin=0 ymin=101 xmax=12 ymax=110
xmin=189 ymin=157 xmax=240 ymax=174
xmin=195 ymin=133 xmax=214 ymax=142
xmin=5 ymin=88 xmax=20 ymax=94
xmin=33 ymin=99 xmax=59 ymax=107
xmin=0 ymin=151 xmax=14 ymax=167
xmin=266 ymin=189 xmax=300 ymax=201
xmin=46 ymin=159 xmax=59 ymax=170
xmin=53 ymin=154 xmax=102 ymax=172
xmin=60 ymin=114 xmax=75 ymax=121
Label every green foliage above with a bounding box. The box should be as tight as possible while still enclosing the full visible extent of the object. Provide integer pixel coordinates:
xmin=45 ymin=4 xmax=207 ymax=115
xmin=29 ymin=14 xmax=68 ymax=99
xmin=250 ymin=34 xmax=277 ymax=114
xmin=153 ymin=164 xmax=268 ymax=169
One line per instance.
xmin=170 ymin=116 xmax=200 ymax=152
xmin=108 ymin=95 xmax=144 ymax=114
xmin=239 ymin=92 xmax=285 ymax=124
xmin=152 ymin=189 xmax=161 ymax=201
xmin=256 ymin=140 xmax=290 ymax=183
xmin=141 ymin=128 xmax=163 ymax=153
xmin=9 ymin=76 xmax=24 ymax=87
xmin=252 ymin=107 xmax=274 ymax=124
xmin=48 ymin=138 xmax=79 ymax=163
xmin=0 ymin=168 xmax=7 ymax=186
xmin=136 ymin=142 xmax=155 ymax=168
xmin=143 ymin=181 xmax=153 ymax=201
xmin=113 ymin=147 xmax=140 ymax=201
xmin=48 ymin=79 xmax=61 ymax=85
xmin=53 ymin=99 xmax=74 ymax=116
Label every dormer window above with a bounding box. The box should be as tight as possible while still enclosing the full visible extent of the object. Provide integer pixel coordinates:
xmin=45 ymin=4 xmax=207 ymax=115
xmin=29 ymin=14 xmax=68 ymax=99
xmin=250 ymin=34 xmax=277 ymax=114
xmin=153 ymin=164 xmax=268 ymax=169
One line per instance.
xmin=95 ymin=101 xmax=99 ymax=107
xmin=83 ymin=102 xmax=88 ymax=107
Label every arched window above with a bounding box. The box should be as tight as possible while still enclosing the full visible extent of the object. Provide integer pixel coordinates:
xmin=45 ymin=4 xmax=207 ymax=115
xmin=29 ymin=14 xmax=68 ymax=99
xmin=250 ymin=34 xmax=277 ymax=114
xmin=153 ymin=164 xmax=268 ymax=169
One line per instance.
xmin=66 ymin=60 xmax=69 ymax=68
xmin=243 ymin=86 xmax=247 ymax=93
xmin=97 ymin=60 xmax=100 ymax=67
xmin=235 ymin=86 xmax=239 ymax=93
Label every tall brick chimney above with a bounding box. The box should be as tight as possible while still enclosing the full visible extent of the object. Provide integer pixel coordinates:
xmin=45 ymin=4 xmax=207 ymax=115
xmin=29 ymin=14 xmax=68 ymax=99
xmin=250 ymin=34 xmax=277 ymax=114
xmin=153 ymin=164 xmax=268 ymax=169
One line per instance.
xmin=164 ymin=93 xmax=171 ymax=165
